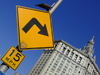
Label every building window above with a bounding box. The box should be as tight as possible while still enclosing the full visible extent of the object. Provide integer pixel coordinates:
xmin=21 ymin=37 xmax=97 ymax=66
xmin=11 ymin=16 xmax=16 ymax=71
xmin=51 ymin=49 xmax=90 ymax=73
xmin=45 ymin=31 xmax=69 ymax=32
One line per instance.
xmin=78 ymin=57 xmax=82 ymax=63
xmin=63 ymin=56 xmax=67 ymax=59
xmin=57 ymin=58 xmax=60 ymax=61
xmin=51 ymin=68 xmax=54 ymax=71
xmin=50 ymin=70 xmax=53 ymax=74
xmin=63 ymin=57 xmax=66 ymax=61
xmin=66 ymin=63 xmax=69 ymax=66
xmin=67 ymin=60 xmax=70 ymax=64
xmin=69 ymin=47 xmax=71 ymax=50
xmin=55 ymin=43 xmax=57 ymax=48
xmin=66 ymin=50 xmax=70 ymax=56
xmin=59 ymin=43 xmax=63 ymax=50
xmin=87 ymin=63 xmax=90 ymax=69
xmin=48 ymin=73 xmax=51 ymax=75
xmin=47 ymin=69 xmax=49 ymax=71
xmin=60 ymin=63 xmax=63 ymax=66
xmin=59 ymin=55 xmax=62 ymax=59
xmin=53 ymin=59 xmax=55 ymax=61
xmin=59 ymin=66 xmax=62 ymax=69
xmin=92 ymin=70 xmax=96 ymax=75
xmin=54 ymin=55 xmax=57 ymax=58
xmin=81 ymin=59 xmax=85 ymax=65
xmin=50 ymin=63 xmax=52 ymax=66
xmin=65 ymin=66 xmax=67 ymax=69
xmin=53 ymin=66 xmax=56 ymax=68
xmin=32 ymin=71 xmax=34 ymax=73
xmin=74 ymin=54 xmax=78 ymax=61
xmin=62 ymin=47 xmax=66 ymax=53
xmin=59 ymin=54 xmax=63 ymax=57
xmin=56 ymin=71 xmax=59 ymax=74
xmin=61 ymin=60 xmax=64 ymax=64
xmin=57 ymin=68 xmax=60 ymax=71
xmin=45 ymin=71 xmax=47 ymax=74
xmin=54 ymin=63 xmax=57 ymax=66
xmin=63 ymin=68 xmax=66 ymax=71
xmin=74 ymin=66 xmax=78 ymax=72
xmin=67 ymin=68 xmax=72 ymax=74
xmin=62 ymin=71 xmax=65 ymax=74
xmin=73 ymin=69 xmax=77 ymax=74
xmin=51 ymin=61 xmax=53 ymax=64
xmin=48 ymin=66 xmax=50 ymax=69
xmin=56 ymin=60 xmax=59 ymax=63
xmin=70 ymin=63 xmax=74 ymax=69
xmin=70 ymin=52 xmax=74 ymax=58
xmin=69 ymin=68 xmax=72 ymax=72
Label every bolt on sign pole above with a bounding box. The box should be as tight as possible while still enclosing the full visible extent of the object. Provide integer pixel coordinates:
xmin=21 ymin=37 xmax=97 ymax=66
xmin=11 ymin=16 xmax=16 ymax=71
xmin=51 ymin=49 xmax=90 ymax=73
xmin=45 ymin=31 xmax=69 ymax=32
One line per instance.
xmin=49 ymin=0 xmax=63 ymax=15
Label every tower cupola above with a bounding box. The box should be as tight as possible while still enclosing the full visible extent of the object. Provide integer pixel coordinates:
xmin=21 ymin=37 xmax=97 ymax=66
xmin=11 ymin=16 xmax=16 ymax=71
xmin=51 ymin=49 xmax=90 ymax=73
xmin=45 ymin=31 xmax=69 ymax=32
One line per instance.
xmin=83 ymin=36 xmax=94 ymax=57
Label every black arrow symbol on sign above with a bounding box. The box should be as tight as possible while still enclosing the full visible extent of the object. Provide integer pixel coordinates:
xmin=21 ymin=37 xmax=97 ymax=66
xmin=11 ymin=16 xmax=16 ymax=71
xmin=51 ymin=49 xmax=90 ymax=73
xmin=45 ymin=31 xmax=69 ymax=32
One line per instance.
xmin=22 ymin=18 xmax=48 ymax=36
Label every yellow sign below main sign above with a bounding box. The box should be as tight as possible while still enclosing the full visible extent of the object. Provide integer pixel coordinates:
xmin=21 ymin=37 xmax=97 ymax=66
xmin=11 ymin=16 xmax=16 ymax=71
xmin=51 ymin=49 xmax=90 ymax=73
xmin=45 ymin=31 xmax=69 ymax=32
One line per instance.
xmin=1 ymin=46 xmax=25 ymax=70
xmin=16 ymin=5 xmax=54 ymax=51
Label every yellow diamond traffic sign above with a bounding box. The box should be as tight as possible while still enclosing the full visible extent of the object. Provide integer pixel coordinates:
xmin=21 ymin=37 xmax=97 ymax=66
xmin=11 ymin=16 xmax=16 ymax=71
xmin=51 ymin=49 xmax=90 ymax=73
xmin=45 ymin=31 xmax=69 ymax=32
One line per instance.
xmin=1 ymin=46 xmax=25 ymax=71
xmin=16 ymin=5 xmax=54 ymax=50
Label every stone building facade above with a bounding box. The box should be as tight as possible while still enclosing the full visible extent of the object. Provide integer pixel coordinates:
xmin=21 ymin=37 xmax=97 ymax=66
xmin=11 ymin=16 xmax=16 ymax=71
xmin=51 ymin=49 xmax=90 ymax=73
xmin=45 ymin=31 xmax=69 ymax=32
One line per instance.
xmin=27 ymin=37 xmax=100 ymax=75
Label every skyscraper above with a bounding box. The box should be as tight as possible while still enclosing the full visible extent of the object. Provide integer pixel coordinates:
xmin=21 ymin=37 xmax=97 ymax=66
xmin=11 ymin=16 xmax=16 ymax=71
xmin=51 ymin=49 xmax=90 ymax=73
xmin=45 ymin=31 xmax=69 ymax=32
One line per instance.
xmin=27 ymin=37 xmax=100 ymax=75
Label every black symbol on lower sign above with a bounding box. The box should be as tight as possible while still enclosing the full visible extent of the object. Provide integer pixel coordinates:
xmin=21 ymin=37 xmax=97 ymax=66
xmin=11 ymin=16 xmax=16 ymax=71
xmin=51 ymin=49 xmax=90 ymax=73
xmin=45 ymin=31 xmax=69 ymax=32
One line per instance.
xmin=22 ymin=18 xmax=48 ymax=36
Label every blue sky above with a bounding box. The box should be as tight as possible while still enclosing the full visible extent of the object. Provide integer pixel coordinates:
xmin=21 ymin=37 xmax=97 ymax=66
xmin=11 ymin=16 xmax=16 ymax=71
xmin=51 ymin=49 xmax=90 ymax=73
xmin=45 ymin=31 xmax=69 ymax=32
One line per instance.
xmin=0 ymin=0 xmax=100 ymax=75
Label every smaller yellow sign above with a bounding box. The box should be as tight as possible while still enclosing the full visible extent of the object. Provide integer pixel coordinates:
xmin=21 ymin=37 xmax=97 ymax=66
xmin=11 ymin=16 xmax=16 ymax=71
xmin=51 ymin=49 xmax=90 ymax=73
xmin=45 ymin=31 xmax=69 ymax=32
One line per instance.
xmin=1 ymin=46 xmax=25 ymax=71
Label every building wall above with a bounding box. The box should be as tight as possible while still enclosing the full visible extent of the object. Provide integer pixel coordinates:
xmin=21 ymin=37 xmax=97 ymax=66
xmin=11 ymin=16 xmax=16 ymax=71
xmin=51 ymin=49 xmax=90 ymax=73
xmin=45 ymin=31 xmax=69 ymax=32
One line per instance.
xmin=27 ymin=50 xmax=55 ymax=75
xmin=27 ymin=40 xmax=100 ymax=75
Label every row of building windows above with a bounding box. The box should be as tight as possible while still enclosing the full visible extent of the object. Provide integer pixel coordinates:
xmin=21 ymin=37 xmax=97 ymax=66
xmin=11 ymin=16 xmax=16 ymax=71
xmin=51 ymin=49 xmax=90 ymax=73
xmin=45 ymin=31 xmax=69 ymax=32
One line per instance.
xmin=61 ymin=47 xmax=83 ymax=64
xmin=31 ymin=51 xmax=53 ymax=75
xmin=46 ymin=53 xmax=81 ymax=75
xmin=44 ymin=53 xmax=58 ymax=75
xmin=46 ymin=54 xmax=65 ymax=75
xmin=44 ymin=50 xmax=84 ymax=75
xmin=43 ymin=48 xmax=83 ymax=75
xmin=42 ymin=52 xmax=83 ymax=75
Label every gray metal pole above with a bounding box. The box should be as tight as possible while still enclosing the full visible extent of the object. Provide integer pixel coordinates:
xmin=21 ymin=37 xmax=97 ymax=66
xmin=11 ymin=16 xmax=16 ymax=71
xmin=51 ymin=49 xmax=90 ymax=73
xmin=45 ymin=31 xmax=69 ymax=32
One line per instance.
xmin=49 ymin=0 xmax=63 ymax=14
xmin=0 ymin=63 xmax=9 ymax=73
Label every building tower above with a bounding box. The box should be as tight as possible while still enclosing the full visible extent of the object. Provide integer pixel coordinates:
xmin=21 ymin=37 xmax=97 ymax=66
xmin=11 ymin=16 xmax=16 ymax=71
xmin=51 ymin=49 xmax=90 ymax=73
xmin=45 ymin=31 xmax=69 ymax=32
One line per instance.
xmin=83 ymin=36 xmax=94 ymax=57
xmin=27 ymin=37 xmax=100 ymax=75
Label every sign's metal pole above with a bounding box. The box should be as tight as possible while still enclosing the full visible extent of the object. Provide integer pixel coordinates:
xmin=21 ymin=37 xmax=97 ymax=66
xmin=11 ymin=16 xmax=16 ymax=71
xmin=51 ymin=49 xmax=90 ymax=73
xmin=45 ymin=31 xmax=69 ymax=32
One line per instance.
xmin=0 ymin=63 xmax=9 ymax=73
xmin=49 ymin=0 xmax=63 ymax=14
